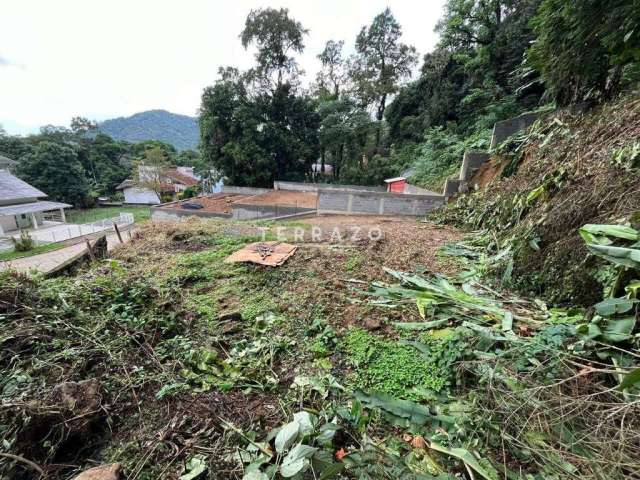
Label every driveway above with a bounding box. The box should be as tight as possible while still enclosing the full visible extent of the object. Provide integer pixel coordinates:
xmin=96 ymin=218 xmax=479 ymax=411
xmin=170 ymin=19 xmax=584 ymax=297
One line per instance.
xmin=0 ymin=230 xmax=134 ymax=275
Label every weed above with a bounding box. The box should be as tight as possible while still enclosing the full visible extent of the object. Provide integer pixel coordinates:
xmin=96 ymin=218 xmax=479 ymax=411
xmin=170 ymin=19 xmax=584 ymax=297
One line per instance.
xmin=342 ymin=329 xmax=450 ymax=399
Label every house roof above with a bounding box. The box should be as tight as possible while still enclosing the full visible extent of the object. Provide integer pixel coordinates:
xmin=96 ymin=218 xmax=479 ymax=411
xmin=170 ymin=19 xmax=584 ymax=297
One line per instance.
xmin=116 ymin=178 xmax=174 ymax=193
xmin=166 ymin=169 xmax=199 ymax=187
xmin=384 ymin=177 xmax=406 ymax=183
xmin=0 ymin=169 xmax=47 ymax=201
xmin=116 ymin=179 xmax=135 ymax=190
xmin=0 ymin=200 xmax=72 ymax=217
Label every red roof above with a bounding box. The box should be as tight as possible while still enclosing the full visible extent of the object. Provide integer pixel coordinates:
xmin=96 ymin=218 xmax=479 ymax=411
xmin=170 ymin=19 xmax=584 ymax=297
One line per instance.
xmin=166 ymin=169 xmax=199 ymax=187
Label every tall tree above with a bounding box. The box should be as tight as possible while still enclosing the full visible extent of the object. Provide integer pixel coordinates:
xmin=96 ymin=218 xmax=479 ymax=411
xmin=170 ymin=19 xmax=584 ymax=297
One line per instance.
xmin=315 ymin=40 xmax=348 ymax=100
xmin=350 ymin=8 xmax=418 ymax=121
xmin=527 ymin=0 xmax=640 ymax=105
xmin=241 ymin=8 xmax=308 ymax=91
xmin=16 ymin=142 xmax=89 ymax=206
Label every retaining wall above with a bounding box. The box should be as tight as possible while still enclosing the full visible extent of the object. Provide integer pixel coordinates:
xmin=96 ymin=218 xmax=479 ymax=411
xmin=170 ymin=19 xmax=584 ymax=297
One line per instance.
xmin=231 ymin=203 xmax=316 ymax=220
xmin=442 ymin=178 xmax=462 ymax=197
xmin=274 ymin=181 xmax=385 ymax=193
xmin=459 ymin=152 xmax=491 ymax=181
xmin=151 ymin=207 xmax=231 ymax=222
xmin=490 ymin=112 xmax=542 ymax=149
xmin=317 ymin=190 xmax=443 ymax=216
xmin=221 ymin=185 xmax=271 ymax=195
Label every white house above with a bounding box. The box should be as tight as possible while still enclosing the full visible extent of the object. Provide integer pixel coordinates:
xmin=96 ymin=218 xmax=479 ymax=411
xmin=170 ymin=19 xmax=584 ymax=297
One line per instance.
xmin=116 ymin=166 xmax=200 ymax=204
xmin=0 ymin=169 xmax=71 ymax=236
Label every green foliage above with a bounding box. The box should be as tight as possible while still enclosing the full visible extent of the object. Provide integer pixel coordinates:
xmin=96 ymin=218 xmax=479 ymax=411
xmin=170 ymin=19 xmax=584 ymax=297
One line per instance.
xmin=527 ymin=0 xmax=640 ymax=105
xmin=99 ymin=110 xmax=199 ymax=151
xmin=401 ymin=128 xmax=490 ymax=191
xmin=16 ymin=141 xmax=90 ymax=206
xmin=343 ymin=329 xmax=451 ymax=399
xmin=350 ymin=8 xmax=418 ymax=121
xmin=10 ymin=230 xmax=35 ymax=252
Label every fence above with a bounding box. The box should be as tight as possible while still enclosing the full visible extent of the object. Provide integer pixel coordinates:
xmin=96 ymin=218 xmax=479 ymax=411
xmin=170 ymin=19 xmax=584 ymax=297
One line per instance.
xmin=30 ymin=213 xmax=135 ymax=245
xmin=317 ymin=190 xmax=444 ymax=216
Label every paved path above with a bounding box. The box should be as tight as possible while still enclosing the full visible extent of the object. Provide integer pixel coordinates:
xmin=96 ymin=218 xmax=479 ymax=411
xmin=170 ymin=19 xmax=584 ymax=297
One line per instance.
xmin=0 ymin=230 xmax=134 ymax=275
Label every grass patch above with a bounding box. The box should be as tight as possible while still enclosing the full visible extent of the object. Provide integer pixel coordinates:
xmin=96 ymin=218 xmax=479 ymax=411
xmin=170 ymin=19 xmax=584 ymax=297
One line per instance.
xmin=0 ymin=242 xmax=68 ymax=261
xmin=342 ymin=328 xmax=452 ymax=400
xmin=66 ymin=206 xmax=151 ymax=224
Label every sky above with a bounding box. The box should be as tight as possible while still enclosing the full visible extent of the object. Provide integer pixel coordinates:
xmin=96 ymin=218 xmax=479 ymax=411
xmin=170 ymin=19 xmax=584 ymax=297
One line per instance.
xmin=0 ymin=0 xmax=445 ymax=135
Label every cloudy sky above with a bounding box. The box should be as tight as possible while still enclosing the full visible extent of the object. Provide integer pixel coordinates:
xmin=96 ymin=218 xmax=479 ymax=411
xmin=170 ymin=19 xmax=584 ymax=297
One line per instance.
xmin=0 ymin=0 xmax=445 ymax=135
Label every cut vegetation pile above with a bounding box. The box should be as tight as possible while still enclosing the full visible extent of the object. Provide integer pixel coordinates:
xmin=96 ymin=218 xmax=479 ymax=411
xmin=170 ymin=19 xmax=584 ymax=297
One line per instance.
xmin=1 ymin=207 xmax=639 ymax=479
xmin=437 ymin=93 xmax=640 ymax=306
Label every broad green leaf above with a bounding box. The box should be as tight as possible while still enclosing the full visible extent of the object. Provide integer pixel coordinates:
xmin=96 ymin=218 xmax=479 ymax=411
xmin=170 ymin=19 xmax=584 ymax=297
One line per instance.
xmin=180 ymin=455 xmax=207 ymax=480
xmin=293 ymin=411 xmax=315 ymax=437
xmin=393 ymin=319 xmax=449 ymax=331
xmin=585 ymin=244 xmax=640 ymax=268
xmin=280 ymin=443 xmax=317 ymax=477
xmin=429 ymin=442 xmax=498 ymax=480
xmin=602 ymin=316 xmax=636 ymax=343
xmin=275 ymin=420 xmax=300 ymax=453
xmin=354 ymin=390 xmax=433 ymax=427
xmin=502 ymin=312 xmax=514 ymax=332
xmin=242 ymin=471 xmax=269 ymax=480
xmin=595 ymin=297 xmax=637 ymax=316
xmin=318 ymin=462 xmax=345 ymax=480
xmin=619 ymin=367 xmax=640 ymax=390
xmin=581 ymin=224 xmax=639 ymax=241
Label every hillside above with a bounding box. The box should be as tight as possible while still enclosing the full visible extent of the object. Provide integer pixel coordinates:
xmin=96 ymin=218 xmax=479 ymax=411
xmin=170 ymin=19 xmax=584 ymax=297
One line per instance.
xmin=99 ymin=110 xmax=199 ymax=151
xmin=437 ymin=93 xmax=640 ymax=306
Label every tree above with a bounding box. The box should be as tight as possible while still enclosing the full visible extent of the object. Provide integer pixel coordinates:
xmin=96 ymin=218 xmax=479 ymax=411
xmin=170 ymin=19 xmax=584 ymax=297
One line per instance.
xmin=315 ymin=40 xmax=348 ymax=100
xmin=201 ymin=10 xmax=319 ymax=187
xmin=318 ymin=98 xmax=373 ymax=179
xmin=135 ymin=146 xmax=172 ymax=197
xmin=527 ymin=0 xmax=640 ymax=105
xmin=70 ymin=116 xmax=98 ymax=135
xmin=350 ymin=8 xmax=418 ymax=121
xmin=16 ymin=142 xmax=89 ymax=206
xmin=241 ymin=8 xmax=308 ymax=91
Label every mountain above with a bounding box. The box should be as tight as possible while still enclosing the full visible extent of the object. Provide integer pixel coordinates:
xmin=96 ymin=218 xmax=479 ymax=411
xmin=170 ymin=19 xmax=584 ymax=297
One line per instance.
xmin=99 ymin=110 xmax=199 ymax=151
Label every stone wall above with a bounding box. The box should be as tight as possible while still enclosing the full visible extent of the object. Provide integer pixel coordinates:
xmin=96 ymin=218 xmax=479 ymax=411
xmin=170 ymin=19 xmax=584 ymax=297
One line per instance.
xmin=317 ymin=190 xmax=443 ymax=216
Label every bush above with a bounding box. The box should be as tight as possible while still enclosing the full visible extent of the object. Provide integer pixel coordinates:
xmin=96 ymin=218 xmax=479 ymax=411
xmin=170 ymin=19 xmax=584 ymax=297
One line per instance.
xmin=11 ymin=230 xmax=35 ymax=252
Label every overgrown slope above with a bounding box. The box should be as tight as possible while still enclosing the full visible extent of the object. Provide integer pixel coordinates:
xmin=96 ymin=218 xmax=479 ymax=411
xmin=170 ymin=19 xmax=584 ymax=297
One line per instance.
xmin=438 ymin=93 xmax=640 ymax=305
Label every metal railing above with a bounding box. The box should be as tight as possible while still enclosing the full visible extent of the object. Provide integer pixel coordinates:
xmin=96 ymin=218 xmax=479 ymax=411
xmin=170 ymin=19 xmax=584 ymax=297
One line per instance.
xmin=28 ymin=213 xmax=135 ymax=245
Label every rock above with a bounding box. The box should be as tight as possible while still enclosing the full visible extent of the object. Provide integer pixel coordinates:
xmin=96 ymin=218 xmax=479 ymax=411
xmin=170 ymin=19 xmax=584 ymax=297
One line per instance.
xmin=218 ymin=311 xmax=242 ymax=322
xmin=221 ymin=323 xmax=242 ymax=334
xmin=364 ymin=318 xmax=382 ymax=331
xmin=51 ymin=379 xmax=101 ymax=413
xmin=72 ymin=463 xmax=122 ymax=480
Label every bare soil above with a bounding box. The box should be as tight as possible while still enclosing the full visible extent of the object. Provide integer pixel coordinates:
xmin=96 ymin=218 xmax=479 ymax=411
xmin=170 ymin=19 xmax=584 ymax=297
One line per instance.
xmin=238 ymin=190 xmax=318 ymax=208
xmin=164 ymin=193 xmax=251 ymax=214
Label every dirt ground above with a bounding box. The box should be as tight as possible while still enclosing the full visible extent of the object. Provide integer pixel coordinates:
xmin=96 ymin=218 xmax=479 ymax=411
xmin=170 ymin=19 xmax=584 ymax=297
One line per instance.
xmin=238 ymin=190 xmax=318 ymax=208
xmin=164 ymin=193 xmax=251 ymax=213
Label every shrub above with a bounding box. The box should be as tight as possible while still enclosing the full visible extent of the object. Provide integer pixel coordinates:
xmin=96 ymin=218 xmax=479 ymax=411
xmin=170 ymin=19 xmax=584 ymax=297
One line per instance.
xmin=11 ymin=230 xmax=35 ymax=252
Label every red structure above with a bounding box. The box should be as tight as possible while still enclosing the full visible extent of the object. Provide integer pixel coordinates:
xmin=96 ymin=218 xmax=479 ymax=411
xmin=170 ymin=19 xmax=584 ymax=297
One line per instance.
xmin=384 ymin=177 xmax=406 ymax=193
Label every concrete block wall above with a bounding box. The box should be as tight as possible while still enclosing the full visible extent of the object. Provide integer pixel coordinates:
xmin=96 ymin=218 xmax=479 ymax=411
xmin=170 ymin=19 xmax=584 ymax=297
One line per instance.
xmin=490 ymin=111 xmax=542 ymax=149
xmin=231 ymin=203 xmax=316 ymax=220
xmin=442 ymin=178 xmax=462 ymax=197
xmin=459 ymin=152 xmax=491 ymax=181
xmin=318 ymin=190 xmax=443 ymax=216
xmin=221 ymin=185 xmax=271 ymax=195
xmin=274 ymin=181 xmax=385 ymax=193
xmin=151 ymin=207 xmax=231 ymax=222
